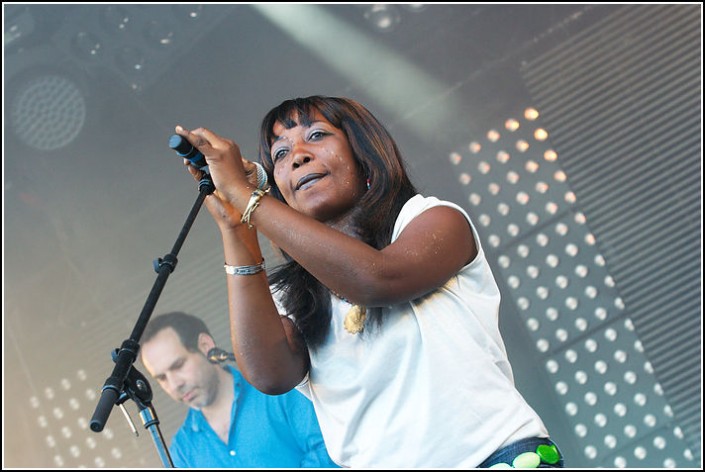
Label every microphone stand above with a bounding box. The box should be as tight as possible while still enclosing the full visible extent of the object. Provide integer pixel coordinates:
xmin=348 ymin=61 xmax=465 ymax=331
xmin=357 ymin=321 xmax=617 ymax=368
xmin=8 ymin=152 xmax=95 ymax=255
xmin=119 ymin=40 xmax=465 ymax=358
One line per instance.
xmin=90 ymin=176 xmax=215 ymax=467
xmin=113 ymin=349 xmax=172 ymax=467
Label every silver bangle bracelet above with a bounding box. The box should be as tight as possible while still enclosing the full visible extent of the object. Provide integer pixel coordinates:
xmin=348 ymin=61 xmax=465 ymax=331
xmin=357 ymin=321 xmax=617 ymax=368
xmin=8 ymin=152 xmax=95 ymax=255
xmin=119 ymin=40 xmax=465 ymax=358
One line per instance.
xmin=224 ymin=259 xmax=265 ymax=276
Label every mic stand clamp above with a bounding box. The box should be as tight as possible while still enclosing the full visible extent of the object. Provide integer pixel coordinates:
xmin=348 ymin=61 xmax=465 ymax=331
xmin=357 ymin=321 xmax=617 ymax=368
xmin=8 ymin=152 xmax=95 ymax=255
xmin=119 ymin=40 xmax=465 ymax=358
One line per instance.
xmin=113 ymin=349 xmax=174 ymax=467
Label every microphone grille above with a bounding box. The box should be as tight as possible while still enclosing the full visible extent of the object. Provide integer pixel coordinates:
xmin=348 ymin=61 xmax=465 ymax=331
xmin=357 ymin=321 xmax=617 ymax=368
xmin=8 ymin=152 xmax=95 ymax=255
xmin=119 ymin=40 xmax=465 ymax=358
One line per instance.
xmin=169 ymin=134 xmax=194 ymax=157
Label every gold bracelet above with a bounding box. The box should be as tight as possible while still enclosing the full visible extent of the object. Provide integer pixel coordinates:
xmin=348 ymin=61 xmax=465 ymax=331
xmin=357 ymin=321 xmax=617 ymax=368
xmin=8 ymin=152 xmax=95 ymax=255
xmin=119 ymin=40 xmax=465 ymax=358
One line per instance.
xmin=240 ymin=188 xmax=268 ymax=228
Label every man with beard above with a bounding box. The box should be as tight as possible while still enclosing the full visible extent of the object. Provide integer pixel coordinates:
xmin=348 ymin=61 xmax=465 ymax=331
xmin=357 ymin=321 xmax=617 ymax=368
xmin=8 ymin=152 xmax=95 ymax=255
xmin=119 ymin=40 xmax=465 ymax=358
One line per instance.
xmin=140 ymin=311 xmax=338 ymax=468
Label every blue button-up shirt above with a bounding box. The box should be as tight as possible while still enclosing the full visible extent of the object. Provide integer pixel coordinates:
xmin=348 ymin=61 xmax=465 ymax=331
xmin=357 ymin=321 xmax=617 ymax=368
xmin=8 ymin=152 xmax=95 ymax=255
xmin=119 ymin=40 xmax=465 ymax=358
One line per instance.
xmin=169 ymin=366 xmax=338 ymax=468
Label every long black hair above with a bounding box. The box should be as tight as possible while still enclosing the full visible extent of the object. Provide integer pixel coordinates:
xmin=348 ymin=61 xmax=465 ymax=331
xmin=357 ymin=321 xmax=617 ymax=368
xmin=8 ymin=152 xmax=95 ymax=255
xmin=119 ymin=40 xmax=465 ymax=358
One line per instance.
xmin=259 ymin=96 xmax=417 ymax=348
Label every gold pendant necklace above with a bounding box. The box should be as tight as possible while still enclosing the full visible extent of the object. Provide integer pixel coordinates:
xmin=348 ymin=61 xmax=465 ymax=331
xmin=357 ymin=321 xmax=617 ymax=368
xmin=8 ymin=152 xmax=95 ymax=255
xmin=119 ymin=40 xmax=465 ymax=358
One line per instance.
xmin=343 ymin=305 xmax=367 ymax=335
xmin=331 ymin=290 xmax=367 ymax=334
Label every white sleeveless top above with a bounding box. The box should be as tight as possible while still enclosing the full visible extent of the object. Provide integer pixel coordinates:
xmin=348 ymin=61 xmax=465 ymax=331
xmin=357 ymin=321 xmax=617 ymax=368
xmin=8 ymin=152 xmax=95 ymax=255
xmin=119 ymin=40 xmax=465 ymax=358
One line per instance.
xmin=287 ymin=195 xmax=548 ymax=467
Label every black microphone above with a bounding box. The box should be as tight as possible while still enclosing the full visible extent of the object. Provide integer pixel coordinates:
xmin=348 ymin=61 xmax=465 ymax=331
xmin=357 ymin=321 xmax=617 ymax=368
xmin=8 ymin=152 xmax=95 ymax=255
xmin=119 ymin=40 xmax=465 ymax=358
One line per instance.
xmin=207 ymin=347 xmax=236 ymax=364
xmin=169 ymin=134 xmax=209 ymax=173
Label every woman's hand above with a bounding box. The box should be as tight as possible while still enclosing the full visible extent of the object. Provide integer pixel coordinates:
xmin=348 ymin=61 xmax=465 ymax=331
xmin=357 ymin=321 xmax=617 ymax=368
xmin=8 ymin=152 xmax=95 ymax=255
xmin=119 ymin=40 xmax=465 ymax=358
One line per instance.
xmin=175 ymin=125 xmax=257 ymax=231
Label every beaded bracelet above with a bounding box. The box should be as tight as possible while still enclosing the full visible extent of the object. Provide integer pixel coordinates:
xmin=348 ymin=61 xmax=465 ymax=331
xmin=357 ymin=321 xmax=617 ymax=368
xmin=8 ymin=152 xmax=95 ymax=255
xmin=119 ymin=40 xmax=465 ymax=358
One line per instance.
xmin=240 ymin=187 xmax=268 ymax=228
xmin=224 ymin=259 xmax=265 ymax=276
xmin=252 ymin=162 xmax=270 ymax=190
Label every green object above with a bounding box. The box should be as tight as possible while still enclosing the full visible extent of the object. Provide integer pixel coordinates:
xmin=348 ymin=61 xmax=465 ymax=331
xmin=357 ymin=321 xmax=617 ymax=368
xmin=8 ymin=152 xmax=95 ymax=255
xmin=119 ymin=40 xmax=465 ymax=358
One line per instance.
xmin=512 ymin=451 xmax=541 ymax=468
xmin=486 ymin=441 xmax=562 ymax=468
xmin=536 ymin=444 xmax=560 ymax=464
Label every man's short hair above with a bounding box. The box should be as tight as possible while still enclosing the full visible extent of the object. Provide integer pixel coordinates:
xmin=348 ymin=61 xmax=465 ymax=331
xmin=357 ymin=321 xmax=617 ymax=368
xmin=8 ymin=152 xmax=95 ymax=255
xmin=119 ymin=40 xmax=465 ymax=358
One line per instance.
xmin=142 ymin=312 xmax=211 ymax=352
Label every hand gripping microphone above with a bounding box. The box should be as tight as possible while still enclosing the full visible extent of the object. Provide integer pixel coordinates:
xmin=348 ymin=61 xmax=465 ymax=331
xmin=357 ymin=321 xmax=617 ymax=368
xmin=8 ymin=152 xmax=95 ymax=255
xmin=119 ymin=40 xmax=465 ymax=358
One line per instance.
xmin=207 ymin=347 xmax=236 ymax=364
xmin=168 ymin=134 xmax=270 ymax=190
xmin=169 ymin=134 xmax=209 ymax=173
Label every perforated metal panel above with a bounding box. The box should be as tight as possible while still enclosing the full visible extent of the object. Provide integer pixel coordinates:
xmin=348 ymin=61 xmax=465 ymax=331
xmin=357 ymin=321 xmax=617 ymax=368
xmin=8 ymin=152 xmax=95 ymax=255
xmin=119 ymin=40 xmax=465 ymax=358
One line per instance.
xmin=521 ymin=4 xmax=701 ymax=465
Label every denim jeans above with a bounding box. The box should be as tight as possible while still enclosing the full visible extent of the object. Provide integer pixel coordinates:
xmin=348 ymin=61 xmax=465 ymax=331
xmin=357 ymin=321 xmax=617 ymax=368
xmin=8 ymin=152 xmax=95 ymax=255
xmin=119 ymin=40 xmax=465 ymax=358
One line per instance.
xmin=478 ymin=437 xmax=565 ymax=468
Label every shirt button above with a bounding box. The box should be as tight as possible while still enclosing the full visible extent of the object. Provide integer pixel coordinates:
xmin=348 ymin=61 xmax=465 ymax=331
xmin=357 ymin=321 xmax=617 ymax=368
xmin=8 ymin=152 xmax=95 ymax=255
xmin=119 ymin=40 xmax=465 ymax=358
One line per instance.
xmin=229 ymin=450 xmax=236 ymax=456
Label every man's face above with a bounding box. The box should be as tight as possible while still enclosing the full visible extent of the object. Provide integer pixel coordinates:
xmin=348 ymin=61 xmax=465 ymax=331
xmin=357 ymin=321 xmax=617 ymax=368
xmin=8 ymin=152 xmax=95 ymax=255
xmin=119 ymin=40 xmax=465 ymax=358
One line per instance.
xmin=141 ymin=328 xmax=219 ymax=410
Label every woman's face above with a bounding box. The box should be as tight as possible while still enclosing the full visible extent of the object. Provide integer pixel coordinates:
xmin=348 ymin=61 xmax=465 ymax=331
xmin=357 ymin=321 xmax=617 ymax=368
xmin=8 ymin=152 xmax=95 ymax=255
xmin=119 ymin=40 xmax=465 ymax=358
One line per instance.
xmin=270 ymin=111 xmax=365 ymax=224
